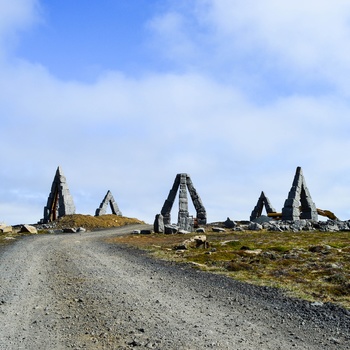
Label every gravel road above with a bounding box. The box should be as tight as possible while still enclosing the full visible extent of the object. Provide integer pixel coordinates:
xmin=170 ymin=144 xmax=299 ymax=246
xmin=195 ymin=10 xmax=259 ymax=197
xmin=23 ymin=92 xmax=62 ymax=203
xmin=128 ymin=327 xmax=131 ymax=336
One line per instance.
xmin=0 ymin=225 xmax=349 ymax=349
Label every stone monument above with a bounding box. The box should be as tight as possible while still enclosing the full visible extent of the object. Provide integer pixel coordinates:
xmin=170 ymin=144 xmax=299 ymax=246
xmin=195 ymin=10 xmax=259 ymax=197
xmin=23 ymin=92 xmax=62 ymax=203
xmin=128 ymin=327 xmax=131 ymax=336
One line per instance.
xmin=281 ymin=167 xmax=318 ymax=221
xmin=250 ymin=191 xmax=276 ymax=221
xmin=156 ymin=173 xmax=206 ymax=232
xmin=43 ymin=166 xmax=76 ymax=223
xmin=95 ymin=190 xmax=122 ymax=216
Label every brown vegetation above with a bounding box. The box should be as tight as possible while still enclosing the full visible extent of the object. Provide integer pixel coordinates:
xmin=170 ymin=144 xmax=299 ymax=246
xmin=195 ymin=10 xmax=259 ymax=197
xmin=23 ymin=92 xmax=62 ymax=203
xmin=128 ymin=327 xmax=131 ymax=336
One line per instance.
xmin=108 ymin=227 xmax=350 ymax=309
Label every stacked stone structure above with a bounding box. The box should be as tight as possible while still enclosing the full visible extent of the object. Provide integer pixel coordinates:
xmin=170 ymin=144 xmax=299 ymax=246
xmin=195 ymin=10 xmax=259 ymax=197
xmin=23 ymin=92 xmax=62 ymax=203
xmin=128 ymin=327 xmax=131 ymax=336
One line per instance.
xmin=281 ymin=167 xmax=318 ymax=221
xmin=43 ymin=166 xmax=76 ymax=223
xmin=95 ymin=190 xmax=122 ymax=216
xmin=250 ymin=191 xmax=276 ymax=221
xmin=156 ymin=173 xmax=206 ymax=232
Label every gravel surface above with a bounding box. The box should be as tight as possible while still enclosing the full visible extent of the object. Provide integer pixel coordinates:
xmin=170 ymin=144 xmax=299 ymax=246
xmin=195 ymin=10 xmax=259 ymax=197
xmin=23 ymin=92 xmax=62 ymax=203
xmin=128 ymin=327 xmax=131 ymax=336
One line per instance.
xmin=0 ymin=225 xmax=349 ymax=349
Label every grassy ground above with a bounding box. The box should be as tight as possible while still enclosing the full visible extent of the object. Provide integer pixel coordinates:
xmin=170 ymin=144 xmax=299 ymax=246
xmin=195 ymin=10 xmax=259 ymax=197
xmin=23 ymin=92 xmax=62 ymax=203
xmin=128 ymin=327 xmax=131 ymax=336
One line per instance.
xmin=52 ymin=214 xmax=145 ymax=230
xmin=108 ymin=227 xmax=350 ymax=309
xmin=0 ymin=214 xmax=145 ymax=245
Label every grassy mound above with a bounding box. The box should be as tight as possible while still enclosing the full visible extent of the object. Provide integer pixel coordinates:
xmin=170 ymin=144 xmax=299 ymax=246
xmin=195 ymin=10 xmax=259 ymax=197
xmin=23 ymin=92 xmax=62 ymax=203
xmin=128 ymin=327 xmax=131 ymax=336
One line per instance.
xmin=54 ymin=214 xmax=145 ymax=230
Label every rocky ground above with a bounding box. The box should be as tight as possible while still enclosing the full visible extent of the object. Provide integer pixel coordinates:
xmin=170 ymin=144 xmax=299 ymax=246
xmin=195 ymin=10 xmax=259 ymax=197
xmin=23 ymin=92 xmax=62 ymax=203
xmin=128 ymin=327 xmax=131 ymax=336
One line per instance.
xmin=0 ymin=225 xmax=349 ymax=349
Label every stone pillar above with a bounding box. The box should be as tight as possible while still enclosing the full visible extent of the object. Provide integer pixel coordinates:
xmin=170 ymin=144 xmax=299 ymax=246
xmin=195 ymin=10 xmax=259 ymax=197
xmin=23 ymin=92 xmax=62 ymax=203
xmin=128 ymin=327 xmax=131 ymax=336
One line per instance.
xmin=282 ymin=167 xmax=318 ymax=221
xmin=154 ymin=214 xmax=164 ymax=233
xmin=43 ymin=166 xmax=75 ymax=223
xmin=161 ymin=174 xmax=180 ymax=225
xmin=178 ymin=174 xmax=190 ymax=230
xmin=186 ymin=175 xmax=207 ymax=225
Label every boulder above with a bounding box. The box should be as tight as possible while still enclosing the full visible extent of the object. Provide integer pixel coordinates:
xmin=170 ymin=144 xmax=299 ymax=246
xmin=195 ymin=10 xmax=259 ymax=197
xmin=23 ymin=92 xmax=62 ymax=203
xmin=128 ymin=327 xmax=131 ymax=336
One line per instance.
xmin=0 ymin=225 xmax=13 ymax=234
xmin=19 ymin=225 xmax=37 ymax=234
xmin=63 ymin=228 xmax=77 ymax=233
xmin=212 ymin=227 xmax=226 ymax=232
xmin=248 ymin=222 xmax=263 ymax=231
xmin=164 ymin=224 xmax=178 ymax=234
xmin=223 ymin=218 xmax=236 ymax=228
xmin=196 ymin=227 xmax=205 ymax=233
xmin=174 ymin=235 xmax=207 ymax=250
xmin=154 ymin=214 xmax=164 ymax=233
xmin=140 ymin=229 xmax=153 ymax=235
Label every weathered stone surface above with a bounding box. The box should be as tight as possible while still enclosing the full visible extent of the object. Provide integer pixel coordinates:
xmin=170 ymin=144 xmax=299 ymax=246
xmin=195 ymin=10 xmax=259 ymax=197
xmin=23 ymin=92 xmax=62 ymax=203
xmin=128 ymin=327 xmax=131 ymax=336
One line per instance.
xmin=43 ymin=166 xmax=76 ymax=223
xmin=0 ymin=225 xmax=12 ymax=234
xmin=154 ymin=214 xmax=164 ymax=233
xmin=19 ymin=225 xmax=37 ymax=234
xmin=212 ymin=227 xmax=226 ymax=232
xmin=95 ymin=190 xmax=122 ymax=216
xmin=196 ymin=227 xmax=205 ymax=233
xmin=250 ymin=191 xmax=276 ymax=221
xmin=159 ymin=173 xmax=206 ymax=232
xmin=140 ymin=229 xmax=153 ymax=235
xmin=63 ymin=228 xmax=77 ymax=233
xmin=164 ymin=224 xmax=178 ymax=234
xmin=248 ymin=222 xmax=263 ymax=231
xmin=174 ymin=235 xmax=207 ymax=250
xmin=224 ymin=218 xmax=236 ymax=228
xmin=281 ymin=167 xmax=318 ymax=221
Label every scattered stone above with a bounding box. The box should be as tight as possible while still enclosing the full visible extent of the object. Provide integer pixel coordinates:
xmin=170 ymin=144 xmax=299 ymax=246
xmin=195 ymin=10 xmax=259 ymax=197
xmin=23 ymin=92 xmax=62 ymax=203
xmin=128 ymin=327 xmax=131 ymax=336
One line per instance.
xmin=248 ymin=222 xmax=263 ymax=231
xmin=212 ymin=227 xmax=226 ymax=232
xmin=164 ymin=225 xmax=178 ymax=234
xmin=0 ymin=225 xmax=13 ymax=234
xmin=223 ymin=218 xmax=236 ymax=228
xmin=19 ymin=225 xmax=37 ymax=234
xmin=140 ymin=229 xmax=153 ymax=235
xmin=174 ymin=235 xmax=207 ymax=250
xmin=63 ymin=228 xmax=77 ymax=233
xmin=153 ymin=214 xmax=164 ymax=233
xmin=178 ymin=229 xmax=190 ymax=234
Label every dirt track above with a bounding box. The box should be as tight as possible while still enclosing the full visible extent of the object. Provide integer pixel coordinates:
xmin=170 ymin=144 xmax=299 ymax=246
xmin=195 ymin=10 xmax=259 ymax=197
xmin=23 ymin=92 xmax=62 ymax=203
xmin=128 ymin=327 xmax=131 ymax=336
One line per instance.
xmin=0 ymin=225 xmax=349 ymax=349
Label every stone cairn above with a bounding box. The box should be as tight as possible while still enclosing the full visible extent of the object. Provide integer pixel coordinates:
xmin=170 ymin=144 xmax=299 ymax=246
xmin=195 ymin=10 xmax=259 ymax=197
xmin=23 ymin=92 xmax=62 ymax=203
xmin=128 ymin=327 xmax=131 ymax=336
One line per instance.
xmin=154 ymin=173 xmax=206 ymax=233
xmin=250 ymin=191 xmax=276 ymax=221
xmin=43 ymin=166 xmax=76 ymax=223
xmin=281 ymin=166 xmax=318 ymax=221
xmin=95 ymin=190 xmax=122 ymax=216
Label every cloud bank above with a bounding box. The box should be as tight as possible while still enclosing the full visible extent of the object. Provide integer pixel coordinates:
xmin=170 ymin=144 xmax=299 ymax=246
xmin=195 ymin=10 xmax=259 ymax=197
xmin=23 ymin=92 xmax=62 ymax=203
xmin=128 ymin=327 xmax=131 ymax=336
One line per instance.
xmin=1 ymin=0 xmax=350 ymax=224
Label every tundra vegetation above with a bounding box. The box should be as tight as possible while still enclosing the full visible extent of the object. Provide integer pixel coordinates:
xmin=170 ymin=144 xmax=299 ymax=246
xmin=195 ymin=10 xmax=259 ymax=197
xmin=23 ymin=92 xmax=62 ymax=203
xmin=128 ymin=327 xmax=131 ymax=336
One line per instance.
xmin=109 ymin=227 xmax=350 ymax=309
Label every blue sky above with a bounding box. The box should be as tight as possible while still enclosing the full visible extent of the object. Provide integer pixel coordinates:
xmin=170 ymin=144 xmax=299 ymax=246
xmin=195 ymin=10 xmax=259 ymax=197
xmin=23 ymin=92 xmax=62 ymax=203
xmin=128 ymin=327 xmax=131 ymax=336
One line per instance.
xmin=1 ymin=0 xmax=350 ymax=225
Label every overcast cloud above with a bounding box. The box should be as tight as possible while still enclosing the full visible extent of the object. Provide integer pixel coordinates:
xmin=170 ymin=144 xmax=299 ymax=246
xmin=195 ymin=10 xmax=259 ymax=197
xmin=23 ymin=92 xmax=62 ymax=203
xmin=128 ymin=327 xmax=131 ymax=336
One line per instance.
xmin=1 ymin=0 xmax=350 ymax=225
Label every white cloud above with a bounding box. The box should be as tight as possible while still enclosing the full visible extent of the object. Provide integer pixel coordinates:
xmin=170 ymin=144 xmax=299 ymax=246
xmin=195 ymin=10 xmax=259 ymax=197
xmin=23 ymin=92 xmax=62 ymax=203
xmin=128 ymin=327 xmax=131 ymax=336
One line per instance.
xmin=0 ymin=0 xmax=350 ymax=225
xmin=0 ymin=0 xmax=41 ymax=54
xmin=197 ymin=0 xmax=350 ymax=93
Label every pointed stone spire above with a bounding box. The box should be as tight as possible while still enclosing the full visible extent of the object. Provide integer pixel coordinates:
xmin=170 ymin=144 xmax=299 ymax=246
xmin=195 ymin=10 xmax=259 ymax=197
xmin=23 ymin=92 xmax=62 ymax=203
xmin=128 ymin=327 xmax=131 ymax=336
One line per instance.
xmin=281 ymin=167 xmax=318 ymax=221
xmin=158 ymin=173 xmax=206 ymax=231
xmin=250 ymin=191 xmax=276 ymax=221
xmin=95 ymin=190 xmax=122 ymax=216
xmin=43 ymin=166 xmax=76 ymax=223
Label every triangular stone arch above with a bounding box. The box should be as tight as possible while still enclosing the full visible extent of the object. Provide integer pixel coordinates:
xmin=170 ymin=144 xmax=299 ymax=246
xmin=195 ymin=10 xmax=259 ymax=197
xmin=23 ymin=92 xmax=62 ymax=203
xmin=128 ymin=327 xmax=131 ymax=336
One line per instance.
xmin=43 ymin=166 xmax=76 ymax=223
xmin=250 ymin=191 xmax=276 ymax=221
xmin=160 ymin=173 xmax=206 ymax=230
xmin=95 ymin=190 xmax=122 ymax=216
xmin=281 ymin=167 xmax=318 ymax=221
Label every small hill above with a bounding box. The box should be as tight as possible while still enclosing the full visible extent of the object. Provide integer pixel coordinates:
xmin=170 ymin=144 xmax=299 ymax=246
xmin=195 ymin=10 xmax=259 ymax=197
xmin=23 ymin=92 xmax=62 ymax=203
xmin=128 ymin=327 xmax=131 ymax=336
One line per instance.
xmin=51 ymin=214 xmax=145 ymax=231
